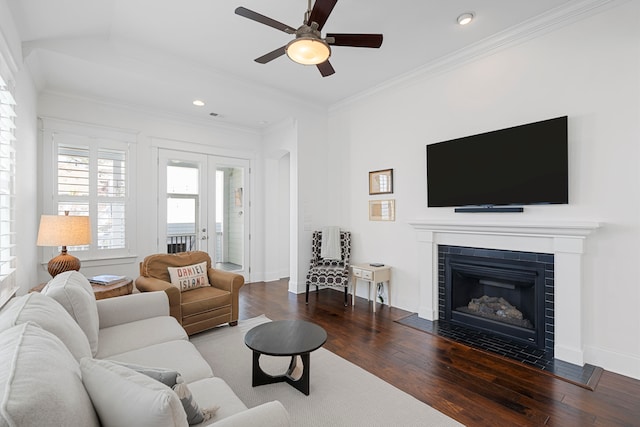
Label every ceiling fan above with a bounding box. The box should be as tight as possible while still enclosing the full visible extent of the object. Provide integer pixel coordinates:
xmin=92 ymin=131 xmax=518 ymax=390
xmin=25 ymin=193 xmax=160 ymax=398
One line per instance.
xmin=235 ymin=0 xmax=383 ymax=77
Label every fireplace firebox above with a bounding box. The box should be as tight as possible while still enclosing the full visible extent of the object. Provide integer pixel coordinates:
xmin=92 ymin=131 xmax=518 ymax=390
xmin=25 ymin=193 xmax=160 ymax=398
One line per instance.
xmin=439 ymin=246 xmax=554 ymax=354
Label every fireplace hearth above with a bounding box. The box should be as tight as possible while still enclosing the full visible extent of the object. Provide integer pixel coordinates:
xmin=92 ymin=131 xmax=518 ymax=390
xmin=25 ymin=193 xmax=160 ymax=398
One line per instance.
xmin=439 ymin=245 xmax=554 ymax=356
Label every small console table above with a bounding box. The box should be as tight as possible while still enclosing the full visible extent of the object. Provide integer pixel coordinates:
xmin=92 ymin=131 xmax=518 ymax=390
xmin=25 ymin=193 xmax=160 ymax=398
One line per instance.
xmin=350 ymin=263 xmax=391 ymax=312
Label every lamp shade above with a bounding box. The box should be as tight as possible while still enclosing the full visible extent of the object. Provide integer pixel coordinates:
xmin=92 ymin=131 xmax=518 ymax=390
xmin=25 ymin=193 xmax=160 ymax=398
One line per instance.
xmin=37 ymin=214 xmax=91 ymax=277
xmin=286 ymin=37 xmax=331 ymax=65
xmin=37 ymin=215 xmax=91 ymax=247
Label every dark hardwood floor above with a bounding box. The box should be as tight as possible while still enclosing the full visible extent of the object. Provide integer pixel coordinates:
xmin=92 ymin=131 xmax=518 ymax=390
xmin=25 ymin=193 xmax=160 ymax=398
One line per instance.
xmin=238 ymin=279 xmax=640 ymax=427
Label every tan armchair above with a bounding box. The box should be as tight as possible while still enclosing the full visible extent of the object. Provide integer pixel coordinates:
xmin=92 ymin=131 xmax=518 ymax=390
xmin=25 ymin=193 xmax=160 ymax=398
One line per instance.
xmin=135 ymin=251 xmax=244 ymax=335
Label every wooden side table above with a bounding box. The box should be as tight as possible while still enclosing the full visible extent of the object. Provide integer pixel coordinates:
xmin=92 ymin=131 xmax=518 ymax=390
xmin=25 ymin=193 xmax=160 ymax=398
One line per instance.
xmin=30 ymin=277 xmax=133 ymax=300
xmin=350 ymin=263 xmax=391 ymax=312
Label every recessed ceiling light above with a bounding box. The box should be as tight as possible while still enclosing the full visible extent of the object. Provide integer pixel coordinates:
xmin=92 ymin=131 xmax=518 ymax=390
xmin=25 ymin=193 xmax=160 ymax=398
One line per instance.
xmin=193 ymin=100 xmax=205 ymax=107
xmin=457 ymin=13 xmax=474 ymax=26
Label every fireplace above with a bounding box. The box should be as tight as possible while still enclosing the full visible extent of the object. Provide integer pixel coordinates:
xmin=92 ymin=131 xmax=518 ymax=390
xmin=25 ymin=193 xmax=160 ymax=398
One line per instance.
xmin=439 ymin=246 xmax=554 ymax=355
xmin=409 ymin=218 xmax=599 ymax=366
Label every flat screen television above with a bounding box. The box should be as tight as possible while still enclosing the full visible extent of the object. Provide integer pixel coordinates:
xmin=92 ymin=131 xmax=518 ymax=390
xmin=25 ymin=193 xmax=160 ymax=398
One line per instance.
xmin=426 ymin=116 xmax=568 ymax=208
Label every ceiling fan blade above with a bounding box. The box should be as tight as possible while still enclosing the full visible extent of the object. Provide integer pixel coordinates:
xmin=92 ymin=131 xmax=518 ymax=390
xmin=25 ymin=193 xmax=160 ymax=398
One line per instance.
xmin=317 ymin=60 xmax=335 ymax=77
xmin=235 ymin=7 xmax=296 ymax=34
xmin=307 ymin=0 xmax=338 ymax=31
xmin=254 ymin=46 xmax=287 ymax=64
xmin=326 ymin=33 xmax=383 ymax=48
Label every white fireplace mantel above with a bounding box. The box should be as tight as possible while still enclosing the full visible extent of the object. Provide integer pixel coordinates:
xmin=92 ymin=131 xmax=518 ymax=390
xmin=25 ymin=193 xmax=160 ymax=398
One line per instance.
xmin=408 ymin=218 xmax=600 ymax=238
xmin=409 ymin=218 xmax=600 ymax=366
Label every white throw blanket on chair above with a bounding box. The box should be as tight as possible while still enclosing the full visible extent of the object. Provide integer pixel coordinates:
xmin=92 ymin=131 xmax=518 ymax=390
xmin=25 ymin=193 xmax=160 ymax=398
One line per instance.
xmin=320 ymin=226 xmax=341 ymax=260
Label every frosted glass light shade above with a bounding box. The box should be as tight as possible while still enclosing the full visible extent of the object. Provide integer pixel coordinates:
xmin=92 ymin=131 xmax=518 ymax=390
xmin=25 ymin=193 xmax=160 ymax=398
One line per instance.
xmin=286 ymin=38 xmax=331 ymax=65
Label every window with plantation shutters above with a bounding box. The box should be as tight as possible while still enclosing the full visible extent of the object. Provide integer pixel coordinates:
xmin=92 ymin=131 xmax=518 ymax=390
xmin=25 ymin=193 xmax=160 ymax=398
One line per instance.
xmin=0 ymin=74 xmax=16 ymax=289
xmin=96 ymin=149 xmax=126 ymax=249
xmin=42 ymin=119 xmax=136 ymax=262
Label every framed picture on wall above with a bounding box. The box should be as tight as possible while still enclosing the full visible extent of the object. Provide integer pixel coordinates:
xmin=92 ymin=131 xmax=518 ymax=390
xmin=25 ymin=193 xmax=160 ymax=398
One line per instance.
xmin=369 ymin=199 xmax=395 ymax=221
xmin=369 ymin=169 xmax=393 ymax=195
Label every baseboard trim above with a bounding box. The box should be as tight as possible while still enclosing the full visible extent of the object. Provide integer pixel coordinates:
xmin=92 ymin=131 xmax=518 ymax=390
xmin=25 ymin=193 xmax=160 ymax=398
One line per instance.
xmin=584 ymin=345 xmax=640 ymax=381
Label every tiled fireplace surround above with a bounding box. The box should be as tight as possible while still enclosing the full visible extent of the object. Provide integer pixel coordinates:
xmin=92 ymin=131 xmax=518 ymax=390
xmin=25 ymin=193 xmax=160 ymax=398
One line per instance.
xmin=409 ymin=219 xmax=599 ymax=366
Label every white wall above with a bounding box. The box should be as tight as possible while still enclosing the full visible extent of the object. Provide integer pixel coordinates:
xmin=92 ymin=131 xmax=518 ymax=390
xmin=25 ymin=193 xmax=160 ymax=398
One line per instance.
xmin=262 ymin=119 xmax=296 ymax=284
xmin=328 ymin=2 xmax=640 ymax=379
xmin=278 ymin=153 xmax=291 ymax=278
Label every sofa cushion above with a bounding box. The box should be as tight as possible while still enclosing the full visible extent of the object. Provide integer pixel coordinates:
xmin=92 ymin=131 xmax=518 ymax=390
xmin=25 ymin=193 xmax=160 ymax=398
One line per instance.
xmin=0 ymin=293 xmax=91 ymax=360
xmin=0 ymin=323 xmax=99 ymax=427
xmin=181 ymin=286 xmax=231 ymax=318
xmin=96 ymin=315 xmax=188 ymax=358
xmin=42 ymin=270 xmax=100 ymax=356
xmin=106 ymin=339 xmax=213 ymax=383
xmin=173 ymin=375 xmax=218 ymax=425
xmin=168 ymin=261 xmax=210 ymax=292
xmin=80 ymin=358 xmax=188 ymax=427
xmin=187 ymin=377 xmax=248 ymax=424
xmin=141 ymin=252 xmax=212 ymax=283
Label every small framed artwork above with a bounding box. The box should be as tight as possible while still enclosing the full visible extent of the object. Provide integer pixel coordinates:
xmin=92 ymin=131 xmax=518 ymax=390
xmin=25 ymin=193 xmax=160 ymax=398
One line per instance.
xmin=369 ymin=199 xmax=395 ymax=221
xmin=369 ymin=169 xmax=393 ymax=195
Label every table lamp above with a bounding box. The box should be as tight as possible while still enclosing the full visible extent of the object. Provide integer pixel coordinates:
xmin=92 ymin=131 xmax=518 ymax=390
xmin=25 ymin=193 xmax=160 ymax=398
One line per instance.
xmin=37 ymin=212 xmax=91 ymax=277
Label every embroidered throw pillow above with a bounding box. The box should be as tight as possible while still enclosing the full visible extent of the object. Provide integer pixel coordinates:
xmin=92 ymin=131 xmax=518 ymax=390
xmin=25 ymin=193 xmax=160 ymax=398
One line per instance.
xmin=167 ymin=261 xmax=210 ymax=292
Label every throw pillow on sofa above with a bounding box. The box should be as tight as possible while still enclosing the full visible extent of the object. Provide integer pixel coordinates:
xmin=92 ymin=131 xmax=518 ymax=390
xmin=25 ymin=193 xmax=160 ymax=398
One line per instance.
xmin=0 ymin=292 xmax=91 ymax=360
xmin=167 ymin=261 xmax=210 ymax=291
xmin=111 ymin=361 xmax=180 ymax=386
xmin=42 ymin=270 xmax=100 ymax=356
xmin=80 ymin=358 xmax=188 ymax=427
xmin=110 ymin=361 xmax=218 ymax=425
xmin=0 ymin=322 xmax=99 ymax=427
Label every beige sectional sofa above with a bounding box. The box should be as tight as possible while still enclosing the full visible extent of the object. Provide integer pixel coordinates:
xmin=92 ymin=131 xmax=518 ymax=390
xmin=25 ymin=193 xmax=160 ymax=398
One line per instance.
xmin=0 ymin=271 xmax=290 ymax=427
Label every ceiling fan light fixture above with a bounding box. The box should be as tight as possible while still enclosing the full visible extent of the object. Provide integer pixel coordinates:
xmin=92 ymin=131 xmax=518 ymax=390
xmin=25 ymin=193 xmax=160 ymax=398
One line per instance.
xmin=457 ymin=12 xmax=474 ymax=26
xmin=286 ymin=37 xmax=331 ymax=65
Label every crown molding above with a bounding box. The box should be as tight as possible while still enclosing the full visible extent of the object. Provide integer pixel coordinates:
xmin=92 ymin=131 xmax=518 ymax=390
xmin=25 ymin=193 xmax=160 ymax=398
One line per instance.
xmin=330 ymin=0 xmax=628 ymax=114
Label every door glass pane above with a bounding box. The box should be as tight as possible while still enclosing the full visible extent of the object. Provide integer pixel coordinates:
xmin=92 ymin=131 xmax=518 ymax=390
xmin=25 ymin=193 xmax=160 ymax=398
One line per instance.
xmin=215 ymin=171 xmax=224 ymax=263
xmin=167 ymin=198 xmax=195 ymax=232
xmin=167 ymin=165 xmax=198 ymax=194
xmin=166 ymin=163 xmax=198 ymax=253
xmin=215 ymin=167 xmax=243 ymax=271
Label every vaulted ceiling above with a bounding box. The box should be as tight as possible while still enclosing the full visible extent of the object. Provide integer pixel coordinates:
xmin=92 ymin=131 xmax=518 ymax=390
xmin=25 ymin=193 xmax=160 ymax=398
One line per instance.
xmin=8 ymin=0 xmax=586 ymax=129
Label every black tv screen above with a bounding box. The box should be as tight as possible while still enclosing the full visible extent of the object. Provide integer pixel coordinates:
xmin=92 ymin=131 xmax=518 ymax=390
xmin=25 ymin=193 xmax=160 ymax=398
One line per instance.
xmin=426 ymin=116 xmax=568 ymax=208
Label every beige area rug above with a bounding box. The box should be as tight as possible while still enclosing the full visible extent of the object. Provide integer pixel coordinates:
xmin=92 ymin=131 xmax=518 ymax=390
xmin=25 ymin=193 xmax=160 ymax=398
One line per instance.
xmin=190 ymin=315 xmax=464 ymax=427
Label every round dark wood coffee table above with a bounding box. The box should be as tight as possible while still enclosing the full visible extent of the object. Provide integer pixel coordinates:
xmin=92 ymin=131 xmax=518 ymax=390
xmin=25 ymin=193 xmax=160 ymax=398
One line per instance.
xmin=244 ymin=320 xmax=327 ymax=395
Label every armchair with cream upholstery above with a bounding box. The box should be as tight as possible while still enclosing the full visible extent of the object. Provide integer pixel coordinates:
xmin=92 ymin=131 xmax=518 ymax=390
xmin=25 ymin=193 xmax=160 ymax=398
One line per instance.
xmin=135 ymin=251 xmax=244 ymax=335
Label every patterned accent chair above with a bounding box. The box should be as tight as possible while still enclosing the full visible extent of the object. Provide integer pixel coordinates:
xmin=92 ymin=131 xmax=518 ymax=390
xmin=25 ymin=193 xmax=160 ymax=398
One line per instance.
xmin=305 ymin=230 xmax=352 ymax=306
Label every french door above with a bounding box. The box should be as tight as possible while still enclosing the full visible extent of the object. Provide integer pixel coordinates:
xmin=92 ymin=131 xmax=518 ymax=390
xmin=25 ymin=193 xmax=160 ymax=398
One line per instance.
xmin=158 ymin=149 xmax=249 ymax=280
